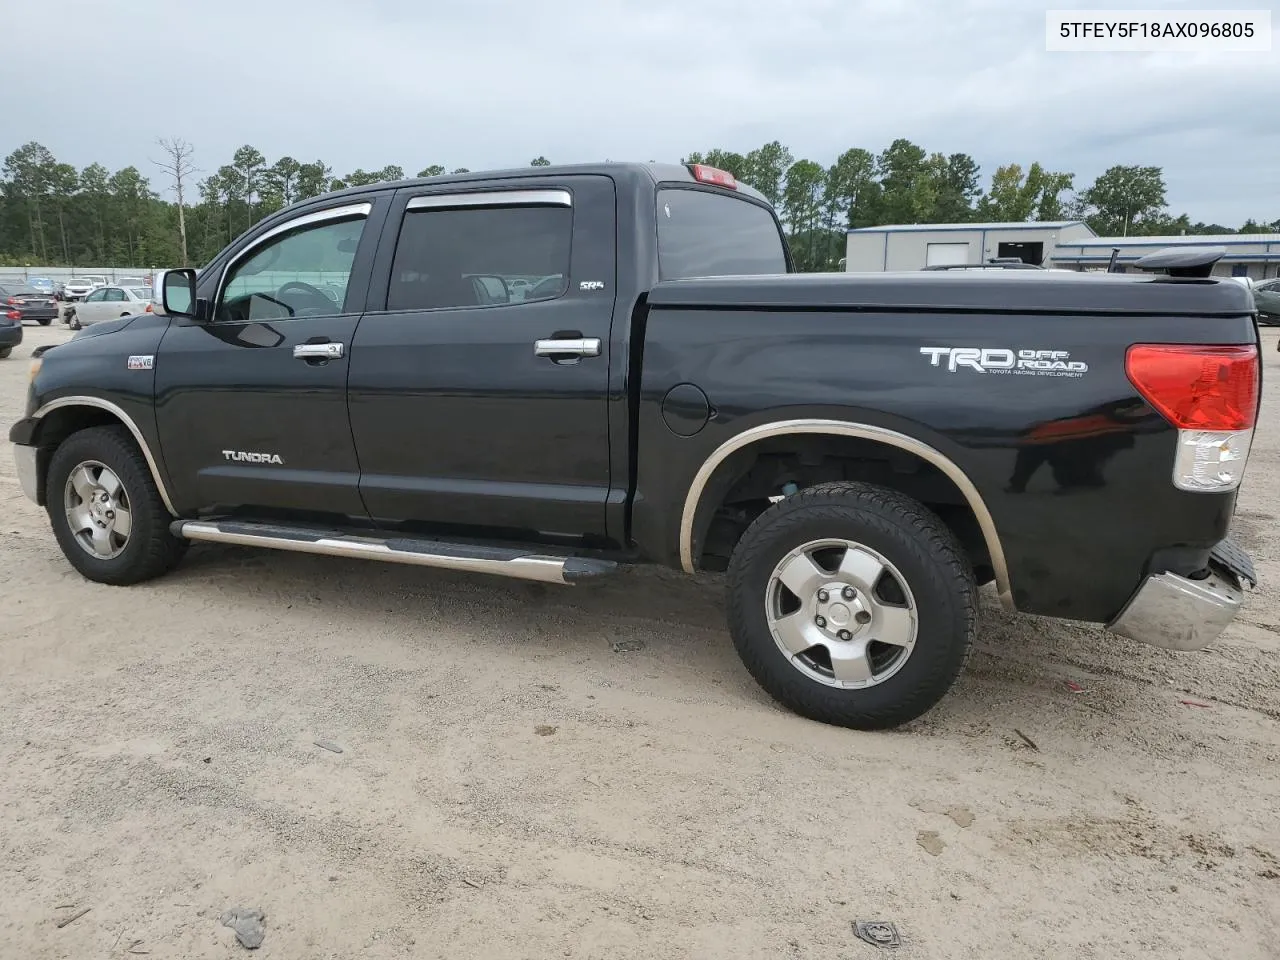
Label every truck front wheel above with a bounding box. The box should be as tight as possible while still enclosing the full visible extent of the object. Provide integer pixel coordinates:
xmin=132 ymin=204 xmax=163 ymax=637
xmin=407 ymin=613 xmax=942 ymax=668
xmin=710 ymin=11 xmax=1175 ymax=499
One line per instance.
xmin=46 ymin=425 xmax=188 ymax=585
xmin=726 ymin=481 xmax=976 ymax=730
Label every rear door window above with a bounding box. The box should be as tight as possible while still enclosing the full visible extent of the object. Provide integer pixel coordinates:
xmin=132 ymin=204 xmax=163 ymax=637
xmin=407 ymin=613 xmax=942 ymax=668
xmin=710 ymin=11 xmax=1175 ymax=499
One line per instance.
xmin=656 ymin=188 xmax=788 ymax=280
xmin=386 ymin=204 xmax=572 ymax=312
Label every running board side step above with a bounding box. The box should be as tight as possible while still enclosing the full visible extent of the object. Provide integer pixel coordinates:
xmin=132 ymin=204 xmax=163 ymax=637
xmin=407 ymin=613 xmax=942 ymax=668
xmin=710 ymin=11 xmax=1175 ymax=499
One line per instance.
xmin=171 ymin=520 xmax=617 ymax=585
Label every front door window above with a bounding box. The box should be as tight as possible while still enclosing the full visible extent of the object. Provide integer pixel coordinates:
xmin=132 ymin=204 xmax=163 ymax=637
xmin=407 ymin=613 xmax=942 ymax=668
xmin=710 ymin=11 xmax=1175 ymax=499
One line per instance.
xmin=217 ymin=216 xmax=367 ymax=323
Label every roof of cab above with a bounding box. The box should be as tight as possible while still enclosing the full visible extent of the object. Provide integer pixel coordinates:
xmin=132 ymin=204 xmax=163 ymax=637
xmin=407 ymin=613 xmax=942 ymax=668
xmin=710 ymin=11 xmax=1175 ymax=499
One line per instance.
xmin=306 ymin=161 xmax=772 ymax=209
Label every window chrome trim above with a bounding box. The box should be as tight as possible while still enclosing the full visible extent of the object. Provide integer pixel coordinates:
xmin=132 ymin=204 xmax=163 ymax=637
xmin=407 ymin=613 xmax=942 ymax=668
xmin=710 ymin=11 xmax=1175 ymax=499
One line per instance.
xmin=245 ymin=201 xmax=372 ymax=251
xmin=406 ymin=189 xmax=572 ymax=211
xmin=214 ymin=201 xmax=373 ymax=316
xmin=32 ymin=396 xmax=178 ymax=516
xmin=679 ymin=418 xmax=1015 ymax=612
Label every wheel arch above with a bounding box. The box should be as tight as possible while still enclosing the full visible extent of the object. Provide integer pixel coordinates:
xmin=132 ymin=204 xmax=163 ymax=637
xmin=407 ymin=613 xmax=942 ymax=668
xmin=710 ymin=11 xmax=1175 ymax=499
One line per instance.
xmin=679 ymin=419 xmax=1014 ymax=611
xmin=26 ymin=397 xmax=177 ymax=515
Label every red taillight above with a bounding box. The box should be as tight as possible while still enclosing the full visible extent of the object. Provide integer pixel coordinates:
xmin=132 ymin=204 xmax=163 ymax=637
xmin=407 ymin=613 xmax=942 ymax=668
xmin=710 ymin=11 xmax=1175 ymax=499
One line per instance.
xmin=5 ymin=309 xmax=19 ymax=320
xmin=5 ymin=297 xmax=18 ymax=306
xmin=689 ymin=163 xmax=737 ymax=189
xmin=145 ymin=303 xmax=153 ymax=312
xmin=1125 ymin=344 xmax=1259 ymax=431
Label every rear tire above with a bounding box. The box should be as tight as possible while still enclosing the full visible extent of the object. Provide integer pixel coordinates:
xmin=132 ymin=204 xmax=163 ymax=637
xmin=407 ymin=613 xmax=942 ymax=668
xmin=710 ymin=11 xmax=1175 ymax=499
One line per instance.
xmin=38 ymin=317 xmax=52 ymax=326
xmin=46 ymin=425 xmax=188 ymax=585
xmin=0 ymin=347 xmax=12 ymax=359
xmin=726 ymin=481 xmax=976 ymax=730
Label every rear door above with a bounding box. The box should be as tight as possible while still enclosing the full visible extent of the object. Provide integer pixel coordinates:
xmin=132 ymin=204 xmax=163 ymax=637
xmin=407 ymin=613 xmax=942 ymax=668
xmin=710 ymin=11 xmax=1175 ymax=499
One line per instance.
xmin=348 ymin=175 xmax=618 ymax=540
xmin=103 ymin=287 xmax=128 ymax=317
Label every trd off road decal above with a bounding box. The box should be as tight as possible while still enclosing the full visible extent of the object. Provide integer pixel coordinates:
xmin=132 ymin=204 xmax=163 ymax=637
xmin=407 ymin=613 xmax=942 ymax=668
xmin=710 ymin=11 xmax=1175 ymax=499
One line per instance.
xmin=919 ymin=346 xmax=1088 ymax=378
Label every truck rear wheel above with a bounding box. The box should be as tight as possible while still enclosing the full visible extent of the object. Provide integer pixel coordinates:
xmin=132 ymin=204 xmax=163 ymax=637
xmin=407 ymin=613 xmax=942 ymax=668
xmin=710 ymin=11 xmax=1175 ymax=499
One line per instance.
xmin=46 ymin=425 xmax=188 ymax=585
xmin=726 ymin=481 xmax=976 ymax=730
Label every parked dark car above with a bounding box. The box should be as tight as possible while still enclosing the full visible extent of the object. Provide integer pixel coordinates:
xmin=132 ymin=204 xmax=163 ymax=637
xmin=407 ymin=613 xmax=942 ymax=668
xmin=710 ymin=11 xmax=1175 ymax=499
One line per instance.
xmin=0 ymin=283 xmax=58 ymax=327
xmin=1252 ymin=278 xmax=1280 ymax=325
xmin=0 ymin=307 xmax=21 ymax=358
xmin=8 ymin=162 xmax=1262 ymax=730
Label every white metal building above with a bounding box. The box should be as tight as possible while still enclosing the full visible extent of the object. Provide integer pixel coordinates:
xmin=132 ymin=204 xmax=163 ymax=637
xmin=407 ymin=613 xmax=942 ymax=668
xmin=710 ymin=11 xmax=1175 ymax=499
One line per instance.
xmin=1051 ymin=234 xmax=1280 ymax=280
xmin=844 ymin=221 xmax=1096 ymax=272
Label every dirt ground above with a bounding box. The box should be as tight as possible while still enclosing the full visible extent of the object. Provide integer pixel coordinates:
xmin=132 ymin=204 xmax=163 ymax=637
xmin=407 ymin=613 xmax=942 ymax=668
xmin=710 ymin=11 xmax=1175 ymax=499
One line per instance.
xmin=2 ymin=320 xmax=1278 ymax=960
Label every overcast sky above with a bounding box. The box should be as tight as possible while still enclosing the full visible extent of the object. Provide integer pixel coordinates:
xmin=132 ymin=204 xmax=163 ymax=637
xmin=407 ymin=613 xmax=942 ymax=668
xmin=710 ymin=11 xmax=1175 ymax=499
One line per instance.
xmin=3 ymin=0 xmax=1277 ymax=226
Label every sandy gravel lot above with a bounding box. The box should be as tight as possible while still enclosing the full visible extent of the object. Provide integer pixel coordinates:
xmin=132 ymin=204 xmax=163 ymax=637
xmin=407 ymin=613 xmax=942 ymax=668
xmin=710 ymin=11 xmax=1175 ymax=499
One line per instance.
xmin=1 ymin=321 xmax=1278 ymax=959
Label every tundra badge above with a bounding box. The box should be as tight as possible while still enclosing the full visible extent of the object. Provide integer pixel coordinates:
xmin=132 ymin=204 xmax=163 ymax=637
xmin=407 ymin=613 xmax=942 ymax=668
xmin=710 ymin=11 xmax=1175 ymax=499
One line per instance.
xmin=222 ymin=450 xmax=284 ymax=464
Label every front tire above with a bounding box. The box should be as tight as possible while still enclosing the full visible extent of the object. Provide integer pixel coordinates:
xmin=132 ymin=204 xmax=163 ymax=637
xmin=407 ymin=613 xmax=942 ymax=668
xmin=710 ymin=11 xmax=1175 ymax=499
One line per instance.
xmin=46 ymin=425 xmax=188 ymax=585
xmin=726 ymin=482 xmax=976 ymax=730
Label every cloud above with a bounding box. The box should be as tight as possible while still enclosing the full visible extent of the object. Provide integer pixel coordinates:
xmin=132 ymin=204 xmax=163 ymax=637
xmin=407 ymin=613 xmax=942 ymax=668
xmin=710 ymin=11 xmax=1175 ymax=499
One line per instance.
xmin=3 ymin=0 xmax=1276 ymax=224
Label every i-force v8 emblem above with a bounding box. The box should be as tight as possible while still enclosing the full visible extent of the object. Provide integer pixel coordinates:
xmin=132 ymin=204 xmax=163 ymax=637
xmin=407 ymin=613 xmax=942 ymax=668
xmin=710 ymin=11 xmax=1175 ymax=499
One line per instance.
xmin=127 ymin=355 xmax=154 ymax=370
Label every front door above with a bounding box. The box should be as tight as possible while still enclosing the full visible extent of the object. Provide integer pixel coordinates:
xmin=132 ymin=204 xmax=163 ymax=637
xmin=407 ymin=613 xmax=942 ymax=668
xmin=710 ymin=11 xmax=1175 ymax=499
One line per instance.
xmin=347 ymin=175 xmax=618 ymax=541
xmin=154 ymin=199 xmax=382 ymax=523
xmin=78 ymin=287 xmax=110 ymax=325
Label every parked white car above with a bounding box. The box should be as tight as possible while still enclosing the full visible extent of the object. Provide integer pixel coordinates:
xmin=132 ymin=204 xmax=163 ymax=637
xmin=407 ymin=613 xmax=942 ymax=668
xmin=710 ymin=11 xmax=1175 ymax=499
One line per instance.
xmin=70 ymin=285 xmax=154 ymax=329
xmin=115 ymin=276 xmax=149 ymax=288
xmin=61 ymin=277 xmax=103 ymax=301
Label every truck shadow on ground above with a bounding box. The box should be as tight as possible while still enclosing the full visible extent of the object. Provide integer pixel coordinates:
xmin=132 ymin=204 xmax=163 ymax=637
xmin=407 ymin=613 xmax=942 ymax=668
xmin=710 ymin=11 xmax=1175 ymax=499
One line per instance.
xmin=160 ymin=541 xmax=1237 ymax=738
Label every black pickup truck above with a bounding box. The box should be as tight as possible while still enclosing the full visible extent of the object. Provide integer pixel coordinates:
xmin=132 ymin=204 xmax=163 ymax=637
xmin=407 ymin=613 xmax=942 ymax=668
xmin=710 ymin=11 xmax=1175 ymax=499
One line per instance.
xmin=9 ymin=162 xmax=1262 ymax=729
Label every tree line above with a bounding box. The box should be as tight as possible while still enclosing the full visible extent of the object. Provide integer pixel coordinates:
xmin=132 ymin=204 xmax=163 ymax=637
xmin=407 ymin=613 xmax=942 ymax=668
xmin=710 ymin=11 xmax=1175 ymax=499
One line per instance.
xmin=2 ymin=138 xmax=1275 ymax=272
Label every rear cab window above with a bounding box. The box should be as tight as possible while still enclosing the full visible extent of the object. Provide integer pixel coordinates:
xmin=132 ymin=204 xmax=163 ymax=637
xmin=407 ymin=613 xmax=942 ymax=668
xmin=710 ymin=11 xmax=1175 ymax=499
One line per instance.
xmin=656 ymin=187 xmax=789 ymax=280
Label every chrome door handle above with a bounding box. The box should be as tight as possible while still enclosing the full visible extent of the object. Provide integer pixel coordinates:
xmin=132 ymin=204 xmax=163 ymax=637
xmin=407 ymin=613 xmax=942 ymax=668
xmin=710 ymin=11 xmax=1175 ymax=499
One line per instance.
xmin=534 ymin=338 xmax=601 ymax=358
xmin=293 ymin=342 xmax=344 ymax=360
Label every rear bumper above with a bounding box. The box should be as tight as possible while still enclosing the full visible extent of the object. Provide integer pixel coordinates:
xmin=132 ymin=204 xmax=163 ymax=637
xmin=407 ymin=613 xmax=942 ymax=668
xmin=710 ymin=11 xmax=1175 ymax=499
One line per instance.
xmin=1108 ymin=540 xmax=1254 ymax=652
xmin=14 ymin=443 xmax=38 ymax=503
xmin=0 ymin=324 xmax=22 ymax=346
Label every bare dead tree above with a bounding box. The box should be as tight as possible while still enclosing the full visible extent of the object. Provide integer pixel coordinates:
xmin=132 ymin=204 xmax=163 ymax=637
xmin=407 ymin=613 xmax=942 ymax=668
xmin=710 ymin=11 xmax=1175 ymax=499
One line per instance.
xmin=154 ymin=137 xmax=197 ymax=265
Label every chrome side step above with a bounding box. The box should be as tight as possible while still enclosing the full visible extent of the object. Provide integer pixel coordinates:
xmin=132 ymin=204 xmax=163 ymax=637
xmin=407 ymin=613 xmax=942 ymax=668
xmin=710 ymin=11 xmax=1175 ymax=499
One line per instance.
xmin=171 ymin=520 xmax=617 ymax=585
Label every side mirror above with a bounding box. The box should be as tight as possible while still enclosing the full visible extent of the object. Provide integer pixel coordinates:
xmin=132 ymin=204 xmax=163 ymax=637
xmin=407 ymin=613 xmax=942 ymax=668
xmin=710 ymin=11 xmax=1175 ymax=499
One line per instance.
xmin=153 ymin=268 xmax=199 ymax=318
